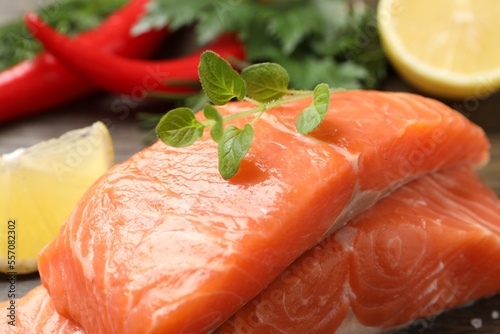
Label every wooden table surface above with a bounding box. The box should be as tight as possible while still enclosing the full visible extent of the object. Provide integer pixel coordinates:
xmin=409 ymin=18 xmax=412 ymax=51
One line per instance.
xmin=1 ymin=1 xmax=500 ymax=333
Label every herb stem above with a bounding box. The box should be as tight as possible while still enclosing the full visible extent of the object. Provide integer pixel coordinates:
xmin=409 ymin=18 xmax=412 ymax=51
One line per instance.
xmin=222 ymin=104 xmax=265 ymax=122
xmin=264 ymin=93 xmax=314 ymax=109
xmin=285 ymin=89 xmax=311 ymax=95
xmin=215 ymin=92 xmax=318 ymax=128
xmin=243 ymin=96 xmax=261 ymax=105
xmin=202 ymin=120 xmax=214 ymax=127
xmin=221 ymin=92 xmax=315 ymax=124
xmin=251 ymin=109 xmax=266 ymax=125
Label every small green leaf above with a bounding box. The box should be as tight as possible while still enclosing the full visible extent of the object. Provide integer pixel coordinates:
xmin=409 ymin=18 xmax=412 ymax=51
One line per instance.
xmin=198 ymin=51 xmax=246 ymax=105
xmin=296 ymin=83 xmax=330 ymax=134
xmin=203 ymin=104 xmax=223 ymax=143
xmin=241 ymin=63 xmax=289 ymax=103
xmin=218 ymin=124 xmax=254 ymax=179
xmin=156 ymin=107 xmax=205 ymax=148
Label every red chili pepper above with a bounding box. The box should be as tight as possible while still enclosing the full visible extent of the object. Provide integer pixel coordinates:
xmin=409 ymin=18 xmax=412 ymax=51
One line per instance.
xmin=0 ymin=0 xmax=168 ymax=123
xmin=24 ymin=14 xmax=246 ymax=98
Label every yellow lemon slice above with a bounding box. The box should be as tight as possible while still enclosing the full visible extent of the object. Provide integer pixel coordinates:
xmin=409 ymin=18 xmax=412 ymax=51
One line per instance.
xmin=0 ymin=122 xmax=114 ymax=274
xmin=377 ymin=0 xmax=500 ymax=99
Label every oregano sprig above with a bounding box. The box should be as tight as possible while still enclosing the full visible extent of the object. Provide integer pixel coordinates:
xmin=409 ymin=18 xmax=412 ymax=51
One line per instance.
xmin=156 ymin=51 xmax=333 ymax=179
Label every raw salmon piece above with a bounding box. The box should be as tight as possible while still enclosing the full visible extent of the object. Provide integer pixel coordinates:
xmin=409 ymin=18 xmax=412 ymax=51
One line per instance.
xmin=218 ymin=166 xmax=500 ymax=333
xmin=5 ymin=166 xmax=500 ymax=334
xmin=37 ymin=91 xmax=489 ymax=333
xmin=0 ymin=285 xmax=84 ymax=334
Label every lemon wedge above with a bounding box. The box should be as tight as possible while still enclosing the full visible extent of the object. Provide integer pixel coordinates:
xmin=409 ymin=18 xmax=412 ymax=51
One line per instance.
xmin=377 ymin=0 xmax=500 ymax=99
xmin=0 ymin=122 xmax=114 ymax=274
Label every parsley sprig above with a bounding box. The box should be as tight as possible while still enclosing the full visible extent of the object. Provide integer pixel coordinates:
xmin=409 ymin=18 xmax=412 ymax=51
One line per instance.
xmin=134 ymin=0 xmax=387 ymax=90
xmin=156 ymin=51 xmax=332 ymax=179
xmin=0 ymin=0 xmax=126 ymax=71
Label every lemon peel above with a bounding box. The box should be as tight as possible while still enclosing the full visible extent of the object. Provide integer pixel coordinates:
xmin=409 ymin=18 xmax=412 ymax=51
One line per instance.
xmin=378 ymin=0 xmax=500 ymax=99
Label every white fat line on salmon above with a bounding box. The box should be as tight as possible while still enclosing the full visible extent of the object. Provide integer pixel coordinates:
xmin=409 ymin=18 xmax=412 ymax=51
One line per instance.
xmin=422 ymin=269 xmax=442 ymax=297
xmin=259 ymin=113 xmax=361 ymax=172
xmin=333 ymin=225 xmax=358 ymax=252
xmin=336 ymin=309 xmax=387 ymax=334
xmin=425 ymin=176 xmax=500 ymax=236
xmin=323 ymin=174 xmax=426 ymax=242
xmin=259 ymin=113 xmax=323 ymax=146
xmin=70 ymin=207 xmax=100 ymax=290
xmin=32 ymin=293 xmax=52 ymax=327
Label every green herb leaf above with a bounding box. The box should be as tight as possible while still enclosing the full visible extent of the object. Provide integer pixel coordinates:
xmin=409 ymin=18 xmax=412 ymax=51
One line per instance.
xmin=296 ymin=83 xmax=330 ymax=134
xmin=132 ymin=0 xmax=207 ymax=36
xmin=218 ymin=124 xmax=254 ymax=179
xmin=264 ymin=4 xmax=321 ymax=55
xmin=198 ymin=51 xmax=246 ymax=105
xmin=0 ymin=0 xmax=126 ymax=71
xmin=241 ymin=63 xmax=289 ymax=103
xmin=135 ymin=0 xmax=387 ymax=91
xmin=156 ymin=107 xmax=205 ymax=148
xmin=203 ymin=104 xmax=223 ymax=143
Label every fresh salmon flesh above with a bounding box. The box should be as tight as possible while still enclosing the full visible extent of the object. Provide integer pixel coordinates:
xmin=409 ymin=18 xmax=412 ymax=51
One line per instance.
xmin=1 ymin=90 xmax=498 ymax=334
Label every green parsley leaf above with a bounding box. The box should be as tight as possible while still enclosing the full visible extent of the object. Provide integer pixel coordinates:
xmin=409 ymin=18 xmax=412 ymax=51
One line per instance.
xmin=135 ymin=0 xmax=387 ymax=91
xmin=203 ymin=104 xmax=224 ymax=143
xmin=241 ymin=63 xmax=289 ymax=103
xmin=198 ymin=51 xmax=246 ymax=105
xmin=270 ymin=54 xmax=367 ymax=90
xmin=333 ymin=61 xmax=370 ymax=89
xmin=0 ymin=0 xmax=126 ymax=71
xmin=264 ymin=3 xmax=320 ymax=55
xmin=132 ymin=0 xmax=207 ymax=36
xmin=194 ymin=2 xmax=245 ymax=45
xmin=156 ymin=107 xmax=205 ymax=148
xmin=296 ymin=83 xmax=330 ymax=134
xmin=218 ymin=124 xmax=254 ymax=179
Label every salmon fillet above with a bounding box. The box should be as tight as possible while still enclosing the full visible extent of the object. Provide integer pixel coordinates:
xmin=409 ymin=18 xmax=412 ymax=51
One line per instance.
xmin=4 ymin=166 xmax=500 ymax=333
xmin=0 ymin=285 xmax=83 ymax=334
xmin=217 ymin=166 xmax=500 ymax=333
xmin=35 ymin=91 xmax=488 ymax=333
